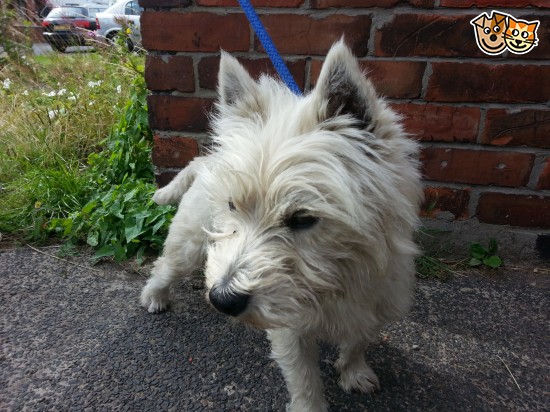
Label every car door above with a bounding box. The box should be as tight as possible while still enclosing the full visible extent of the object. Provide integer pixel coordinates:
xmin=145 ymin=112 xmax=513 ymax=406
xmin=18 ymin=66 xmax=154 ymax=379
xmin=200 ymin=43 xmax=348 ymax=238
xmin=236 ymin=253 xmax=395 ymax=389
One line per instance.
xmin=124 ymin=0 xmax=143 ymax=46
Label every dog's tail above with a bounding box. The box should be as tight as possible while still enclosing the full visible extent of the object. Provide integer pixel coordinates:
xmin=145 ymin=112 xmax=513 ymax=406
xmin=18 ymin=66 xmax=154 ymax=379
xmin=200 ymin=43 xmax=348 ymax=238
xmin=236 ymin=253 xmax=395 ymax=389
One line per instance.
xmin=152 ymin=156 xmax=207 ymax=205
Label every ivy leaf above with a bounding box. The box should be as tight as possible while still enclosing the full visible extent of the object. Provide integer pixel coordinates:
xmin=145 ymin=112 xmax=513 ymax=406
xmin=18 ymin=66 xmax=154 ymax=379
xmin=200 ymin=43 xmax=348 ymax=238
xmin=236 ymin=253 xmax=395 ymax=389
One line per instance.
xmin=469 ymin=257 xmax=482 ymax=267
xmin=469 ymin=243 xmax=487 ymax=260
xmin=483 ymin=255 xmax=502 ymax=268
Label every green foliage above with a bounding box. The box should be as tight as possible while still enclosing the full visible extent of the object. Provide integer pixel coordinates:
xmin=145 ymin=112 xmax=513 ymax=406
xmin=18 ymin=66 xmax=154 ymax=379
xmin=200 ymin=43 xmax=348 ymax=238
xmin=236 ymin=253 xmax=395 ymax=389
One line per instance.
xmin=416 ymin=254 xmax=454 ymax=280
xmin=51 ymin=76 xmax=175 ymax=263
xmin=468 ymin=238 xmax=503 ymax=269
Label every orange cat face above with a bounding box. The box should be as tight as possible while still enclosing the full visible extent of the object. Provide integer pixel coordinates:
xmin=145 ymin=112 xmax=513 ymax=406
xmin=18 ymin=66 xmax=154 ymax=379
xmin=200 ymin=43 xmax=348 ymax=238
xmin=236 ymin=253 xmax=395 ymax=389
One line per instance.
xmin=504 ymin=16 xmax=539 ymax=54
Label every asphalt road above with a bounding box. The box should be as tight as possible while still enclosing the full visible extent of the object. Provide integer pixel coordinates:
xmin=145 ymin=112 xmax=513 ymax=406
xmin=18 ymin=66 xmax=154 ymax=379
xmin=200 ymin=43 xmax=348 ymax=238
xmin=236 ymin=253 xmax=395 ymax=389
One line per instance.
xmin=1 ymin=246 xmax=548 ymax=411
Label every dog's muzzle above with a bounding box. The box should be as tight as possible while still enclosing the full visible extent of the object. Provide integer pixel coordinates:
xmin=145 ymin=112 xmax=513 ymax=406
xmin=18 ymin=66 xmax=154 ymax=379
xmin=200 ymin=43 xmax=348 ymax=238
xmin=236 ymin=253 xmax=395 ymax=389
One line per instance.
xmin=208 ymin=285 xmax=249 ymax=317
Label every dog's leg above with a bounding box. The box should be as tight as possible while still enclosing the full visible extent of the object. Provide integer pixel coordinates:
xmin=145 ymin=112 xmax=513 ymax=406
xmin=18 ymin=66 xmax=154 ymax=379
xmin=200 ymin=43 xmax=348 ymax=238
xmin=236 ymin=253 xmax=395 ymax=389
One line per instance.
xmin=268 ymin=329 xmax=327 ymax=412
xmin=141 ymin=183 xmax=208 ymax=313
xmin=335 ymin=340 xmax=380 ymax=393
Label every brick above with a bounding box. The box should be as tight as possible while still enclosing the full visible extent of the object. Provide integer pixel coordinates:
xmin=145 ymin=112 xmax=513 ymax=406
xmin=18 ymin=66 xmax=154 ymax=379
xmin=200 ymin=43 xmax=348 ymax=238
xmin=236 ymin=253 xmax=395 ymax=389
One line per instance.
xmin=310 ymin=60 xmax=425 ymax=98
xmin=481 ymin=109 xmax=550 ymax=149
xmin=152 ymin=135 xmax=199 ymax=168
xmin=311 ymin=0 xmax=434 ymax=6
xmin=198 ymin=56 xmax=306 ymax=91
xmin=141 ymin=12 xmax=249 ymax=52
xmin=421 ymin=147 xmax=535 ymax=187
xmin=537 ymin=158 xmax=550 ymax=190
xmin=422 ymin=186 xmax=470 ymax=220
xmin=426 ymin=63 xmax=550 ymax=103
xmin=375 ymin=14 xmax=484 ymax=58
xmin=392 ymin=103 xmax=480 ymax=142
xmin=477 ymin=193 xmax=550 ymax=228
xmin=440 ymin=0 xmax=549 ymax=7
xmin=253 ymin=14 xmax=372 ymax=56
xmin=197 ymin=0 xmax=303 ymax=5
xmin=139 ymin=0 xmax=191 ymax=7
xmin=147 ymin=95 xmax=214 ymax=132
xmin=145 ymin=55 xmax=194 ymax=93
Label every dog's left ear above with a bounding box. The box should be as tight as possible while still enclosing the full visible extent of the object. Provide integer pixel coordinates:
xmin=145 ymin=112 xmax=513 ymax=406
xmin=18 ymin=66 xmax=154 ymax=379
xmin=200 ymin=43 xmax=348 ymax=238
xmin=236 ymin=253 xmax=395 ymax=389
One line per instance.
xmin=218 ymin=50 xmax=259 ymax=108
xmin=314 ymin=40 xmax=376 ymax=129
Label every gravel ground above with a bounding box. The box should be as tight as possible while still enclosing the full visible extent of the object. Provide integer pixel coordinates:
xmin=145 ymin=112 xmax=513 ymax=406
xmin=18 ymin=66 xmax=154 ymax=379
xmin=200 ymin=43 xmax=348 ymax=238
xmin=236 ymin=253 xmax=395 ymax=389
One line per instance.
xmin=1 ymin=246 xmax=548 ymax=411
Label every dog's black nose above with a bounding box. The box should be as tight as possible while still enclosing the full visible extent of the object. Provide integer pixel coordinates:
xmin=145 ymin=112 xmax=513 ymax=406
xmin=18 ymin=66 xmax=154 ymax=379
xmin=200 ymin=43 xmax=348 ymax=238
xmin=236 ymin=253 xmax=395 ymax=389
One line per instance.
xmin=490 ymin=34 xmax=497 ymax=41
xmin=209 ymin=286 xmax=249 ymax=317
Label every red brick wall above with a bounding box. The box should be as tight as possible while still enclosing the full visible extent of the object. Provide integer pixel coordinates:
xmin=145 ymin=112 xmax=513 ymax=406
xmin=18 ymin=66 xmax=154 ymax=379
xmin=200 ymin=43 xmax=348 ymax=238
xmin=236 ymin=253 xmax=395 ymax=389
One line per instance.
xmin=139 ymin=0 xmax=550 ymax=230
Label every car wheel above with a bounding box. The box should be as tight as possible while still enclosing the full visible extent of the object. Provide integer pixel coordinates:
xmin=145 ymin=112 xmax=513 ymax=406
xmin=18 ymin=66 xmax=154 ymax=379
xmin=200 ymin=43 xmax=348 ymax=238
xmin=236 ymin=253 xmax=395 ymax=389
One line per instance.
xmin=106 ymin=31 xmax=119 ymax=45
xmin=51 ymin=43 xmax=67 ymax=53
xmin=126 ymin=38 xmax=135 ymax=52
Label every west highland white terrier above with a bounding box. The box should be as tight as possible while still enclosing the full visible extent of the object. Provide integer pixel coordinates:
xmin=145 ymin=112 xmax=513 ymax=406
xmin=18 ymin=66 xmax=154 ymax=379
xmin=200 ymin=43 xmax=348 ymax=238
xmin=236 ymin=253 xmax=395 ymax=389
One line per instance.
xmin=141 ymin=40 xmax=423 ymax=412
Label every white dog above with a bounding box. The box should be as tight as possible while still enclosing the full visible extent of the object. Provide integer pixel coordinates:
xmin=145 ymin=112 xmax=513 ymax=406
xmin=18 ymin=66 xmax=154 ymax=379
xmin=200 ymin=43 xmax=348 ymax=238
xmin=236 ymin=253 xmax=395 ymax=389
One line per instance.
xmin=141 ymin=40 xmax=423 ymax=412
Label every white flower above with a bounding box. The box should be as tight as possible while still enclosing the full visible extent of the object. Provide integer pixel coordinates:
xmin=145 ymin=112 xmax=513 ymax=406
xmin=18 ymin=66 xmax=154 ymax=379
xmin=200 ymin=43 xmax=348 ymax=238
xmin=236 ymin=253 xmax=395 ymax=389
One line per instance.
xmin=22 ymin=90 xmax=29 ymax=96
xmin=57 ymin=89 xmax=67 ymax=96
xmin=67 ymin=95 xmax=76 ymax=101
xmin=87 ymin=80 xmax=102 ymax=88
xmin=88 ymin=101 xmax=94 ymax=106
xmin=48 ymin=109 xmax=58 ymax=119
xmin=116 ymin=85 xmax=122 ymax=94
xmin=42 ymin=91 xmax=57 ymax=97
xmin=2 ymin=78 xmax=11 ymax=90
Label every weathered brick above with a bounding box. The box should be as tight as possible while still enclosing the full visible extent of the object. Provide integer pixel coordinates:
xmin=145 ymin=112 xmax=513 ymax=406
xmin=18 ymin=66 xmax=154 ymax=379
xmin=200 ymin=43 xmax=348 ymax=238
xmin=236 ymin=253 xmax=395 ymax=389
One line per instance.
xmin=310 ymin=60 xmax=425 ymax=98
xmin=375 ymin=14 xmax=484 ymax=58
xmin=481 ymin=109 xmax=550 ymax=149
xmin=422 ymin=186 xmax=470 ymax=220
xmin=145 ymin=55 xmax=194 ymax=93
xmin=253 ymin=14 xmax=372 ymax=56
xmin=426 ymin=63 xmax=550 ymax=103
xmin=311 ymin=0 xmax=434 ymax=6
xmin=141 ymin=12 xmax=249 ymax=52
xmin=148 ymin=95 xmax=214 ymax=132
xmin=421 ymin=147 xmax=535 ymax=187
xmin=198 ymin=56 xmax=306 ymax=91
xmin=477 ymin=193 xmax=550 ymax=228
xmin=537 ymin=158 xmax=550 ymax=190
xmin=392 ymin=103 xmax=480 ymax=142
xmin=139 ymin=0 xmax=191 ymax=7
xmin=152 ymin=135 xmax=199 ymax=168
xmin=197 ymin=0 xmax=303 ymax=5
xmin=440 ymin=0 xmax=549 ymax=7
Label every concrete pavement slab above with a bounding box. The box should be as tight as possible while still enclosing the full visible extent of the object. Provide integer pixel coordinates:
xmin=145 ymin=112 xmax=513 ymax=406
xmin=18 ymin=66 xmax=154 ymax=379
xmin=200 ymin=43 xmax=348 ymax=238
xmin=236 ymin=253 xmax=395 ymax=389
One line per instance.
xmin=1 ymin=246 xmax=548 ymax=411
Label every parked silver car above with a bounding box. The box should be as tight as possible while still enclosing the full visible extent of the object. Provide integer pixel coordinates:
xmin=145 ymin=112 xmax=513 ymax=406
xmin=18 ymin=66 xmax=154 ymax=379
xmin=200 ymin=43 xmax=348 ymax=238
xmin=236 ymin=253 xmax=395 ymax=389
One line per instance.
xmin=95 ymin=0 xmax=142 ymax=51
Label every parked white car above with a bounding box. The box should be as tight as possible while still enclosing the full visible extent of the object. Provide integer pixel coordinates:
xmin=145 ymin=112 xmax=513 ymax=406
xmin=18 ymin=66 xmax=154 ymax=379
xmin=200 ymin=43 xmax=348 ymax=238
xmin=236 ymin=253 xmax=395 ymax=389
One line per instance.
xmin=95 ymin=0 xmax=142 ymax=51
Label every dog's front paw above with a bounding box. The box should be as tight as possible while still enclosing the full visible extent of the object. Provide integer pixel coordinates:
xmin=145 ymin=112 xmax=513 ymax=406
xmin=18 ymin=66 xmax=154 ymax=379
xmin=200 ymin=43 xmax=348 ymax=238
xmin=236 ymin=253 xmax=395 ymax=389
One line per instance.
xmin=140 ymin=284 xmax=170 ymax=313
xmin=152 ymin=187 xmax=173 ymax=206
xmin=338 ymin=363 xmax=380 ymax=394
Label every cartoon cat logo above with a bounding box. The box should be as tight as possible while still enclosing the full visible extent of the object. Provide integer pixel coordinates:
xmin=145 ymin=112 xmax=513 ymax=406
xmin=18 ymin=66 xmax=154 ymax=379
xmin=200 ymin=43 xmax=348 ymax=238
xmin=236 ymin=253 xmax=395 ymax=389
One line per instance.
xmin=471 ymin=11 xmax=508 ymax=55
xmin=471 ymin=10 xmax=540 ymax=56
xmin=504 ymin=15 xmax=539 ymax=54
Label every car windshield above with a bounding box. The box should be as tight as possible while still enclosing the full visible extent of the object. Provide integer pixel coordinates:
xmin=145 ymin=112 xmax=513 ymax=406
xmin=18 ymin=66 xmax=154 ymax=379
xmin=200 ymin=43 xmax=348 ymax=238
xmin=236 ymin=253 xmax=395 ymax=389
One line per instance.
xmin=47 ymin=7 xmax=88 ymax=18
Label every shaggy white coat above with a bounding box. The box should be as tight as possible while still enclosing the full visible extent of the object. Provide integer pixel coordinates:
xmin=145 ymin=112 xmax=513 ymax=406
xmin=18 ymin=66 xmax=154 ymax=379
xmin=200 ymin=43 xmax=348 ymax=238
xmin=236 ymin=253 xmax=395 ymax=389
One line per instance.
xmin=141 ymin=40 xmax=423 ymax=412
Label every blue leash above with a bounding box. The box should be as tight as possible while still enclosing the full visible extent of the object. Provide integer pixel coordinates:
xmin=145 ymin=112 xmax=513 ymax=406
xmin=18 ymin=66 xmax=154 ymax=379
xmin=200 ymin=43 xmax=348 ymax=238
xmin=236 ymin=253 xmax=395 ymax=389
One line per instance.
xmin=237 ymin=0 xmax=302 ymax=96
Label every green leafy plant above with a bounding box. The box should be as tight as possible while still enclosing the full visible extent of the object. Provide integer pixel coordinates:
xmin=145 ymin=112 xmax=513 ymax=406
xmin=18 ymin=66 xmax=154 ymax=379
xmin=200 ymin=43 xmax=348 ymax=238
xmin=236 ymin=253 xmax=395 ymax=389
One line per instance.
xmin=51 ymin=76 xmax=175 ymax=263
xmin=468 ymin=238 xmax=503 ymax=268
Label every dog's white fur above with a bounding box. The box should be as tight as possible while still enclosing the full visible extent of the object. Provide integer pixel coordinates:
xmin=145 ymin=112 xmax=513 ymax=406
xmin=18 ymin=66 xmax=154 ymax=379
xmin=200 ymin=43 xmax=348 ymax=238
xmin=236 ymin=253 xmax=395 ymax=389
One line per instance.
xmin=141 ymin=40 xmax=423 ymax=412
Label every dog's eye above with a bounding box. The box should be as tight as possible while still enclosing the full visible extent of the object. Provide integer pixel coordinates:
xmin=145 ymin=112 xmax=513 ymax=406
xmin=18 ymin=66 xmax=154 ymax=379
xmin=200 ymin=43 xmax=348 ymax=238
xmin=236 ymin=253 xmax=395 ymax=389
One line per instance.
xmin=493 ymin=26 xmax=500 ymax=33
xmin=284 ymin=211 xmax=319 ymax=231
xmin=228 ymin=201 xmax=236 ymax=211
xmin=483 ymin=27 xmax=490 ymax=34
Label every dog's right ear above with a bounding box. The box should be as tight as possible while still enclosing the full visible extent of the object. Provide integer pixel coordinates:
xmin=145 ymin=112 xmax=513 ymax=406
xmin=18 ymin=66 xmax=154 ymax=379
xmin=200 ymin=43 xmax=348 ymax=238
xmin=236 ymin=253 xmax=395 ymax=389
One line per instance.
xmin=218 ymin=51 xmax=259 ymax=107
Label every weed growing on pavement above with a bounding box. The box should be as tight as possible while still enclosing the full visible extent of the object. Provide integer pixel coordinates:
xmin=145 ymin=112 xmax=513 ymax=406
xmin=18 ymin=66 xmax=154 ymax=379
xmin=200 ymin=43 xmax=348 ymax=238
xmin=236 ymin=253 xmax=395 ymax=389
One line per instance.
xmin=468 ymin=238 xmax=503 ymax=269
